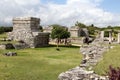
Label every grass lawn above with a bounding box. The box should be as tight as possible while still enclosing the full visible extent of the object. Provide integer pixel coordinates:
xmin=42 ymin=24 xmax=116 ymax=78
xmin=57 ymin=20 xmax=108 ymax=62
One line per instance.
xmin=0 ymin=45 xmax=82 ymax=80
xmin=94 ymin=44 xmax=120 ymax=75
xmin=0 ymin=33 xmax=17 ymax=44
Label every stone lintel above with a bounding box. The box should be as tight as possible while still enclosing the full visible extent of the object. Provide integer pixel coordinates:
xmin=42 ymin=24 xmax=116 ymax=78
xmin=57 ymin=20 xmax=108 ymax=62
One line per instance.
xmin=13 ymin=17 xmax=40 ymax=21
xmin=70 ymin=29 xmax=79 ymax=31
xmin=32 ymin=32 xmax=50 ymax=36
xmin=13 ymin=17 xmax=40 ymax=24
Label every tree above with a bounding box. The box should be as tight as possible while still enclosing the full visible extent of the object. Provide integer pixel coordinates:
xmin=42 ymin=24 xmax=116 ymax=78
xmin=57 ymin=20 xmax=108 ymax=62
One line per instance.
xmin=87 ymin=24 xmax=100 ymax=36
xmin=0 ymin=26 xmax=13 ymax=34
xmin=75 ymin=21 xmax=86 ymax=28
xmin=39 ymin=25 xmax=43 ymax=32
xmin=51 ymin=25 xmax=70 ymax=48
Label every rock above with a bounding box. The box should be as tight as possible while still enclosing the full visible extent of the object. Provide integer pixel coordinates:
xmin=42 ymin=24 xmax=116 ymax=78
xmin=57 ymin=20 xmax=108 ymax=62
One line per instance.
xmin=3 ymin=52 xmax=17 ymax=56
xmin=58 ymin=66 xmax=94 ymax=80
xmin=0 ymin=44 xmax=6 ymax=49
xmin=14 ymin=43 xmax=29 ymax=49
xmin=0 ymin=43 xmax=15 ymax=50
xmin=58 ymin=37 xmax=110 ymax=80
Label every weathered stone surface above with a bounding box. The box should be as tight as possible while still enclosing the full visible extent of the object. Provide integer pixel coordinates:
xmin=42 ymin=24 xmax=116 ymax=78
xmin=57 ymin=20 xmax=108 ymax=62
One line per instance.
xmin=0 ymin=43 xmax=15 ymax=49
xmin=0 ymin=44 xmax=6 ymax=49
xmin=58 ymin=66 xmax=93 ymax=80
xmin=69 ymin=26 xmax=89 ymax=37
xmin=8 ymin=17 xmax=50 ymax=48
xmin=58 ymin=37 xmax=110 ymax=80
xmin=58 ymin=66 xmax=108 ymax=80
xmin=118 ymin=32 xmax=120 ymax=43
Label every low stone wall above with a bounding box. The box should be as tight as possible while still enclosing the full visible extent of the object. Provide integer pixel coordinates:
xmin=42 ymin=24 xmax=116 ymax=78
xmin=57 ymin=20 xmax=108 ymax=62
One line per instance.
xmin=58 ymin=38 xmax=110 ymax=80
xmin=58 ymin=66 xmax=108 ymax=80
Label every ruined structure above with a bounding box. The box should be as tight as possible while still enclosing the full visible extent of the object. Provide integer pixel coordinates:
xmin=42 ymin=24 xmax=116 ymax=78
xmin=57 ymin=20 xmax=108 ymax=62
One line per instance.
xmin=43 ymin=26 xmax=53 ymax=33
xmin=8 ymin=17 xmax=49 ymax=48
xmin=69 ymin=26 xmax=89 ymax=37
xmin=118 ymin=31 xmax=120 ymax=43
xmin=58 ymin=37 xmax=110 ymax=80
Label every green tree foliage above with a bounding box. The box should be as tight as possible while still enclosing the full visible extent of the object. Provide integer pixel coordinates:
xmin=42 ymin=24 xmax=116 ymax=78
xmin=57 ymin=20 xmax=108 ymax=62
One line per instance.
xmin=104 ymin=31 xmax=109 ymax=37
xmin=51 ymin=24 xmax=70 ymax=48
xmin=87 ymin=24 xmax=100 ymax=35
xmin=107 ymin=25 xmax=113 ymax=29
xmin=39 ymin=25 xmax=43 ymax=32
xmin=75 ymin=22 xmax=101 ymax=36
xmin=0 ymin=26 xmax=13 ymax=34
xmin=101 ymin=26 xmax=120 ymax=37
xmin=51 ymin=24 xmax=70 ymax=39
xmin=75 ymin=21 xmax=86 ymax=28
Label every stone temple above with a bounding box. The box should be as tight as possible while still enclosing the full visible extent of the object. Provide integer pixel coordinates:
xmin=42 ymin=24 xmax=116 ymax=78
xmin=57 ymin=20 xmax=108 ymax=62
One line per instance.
xmin=69 ymin=26 xmax=89 ymax=37
xmin=8 ymin=17 xmax=49 ymax=48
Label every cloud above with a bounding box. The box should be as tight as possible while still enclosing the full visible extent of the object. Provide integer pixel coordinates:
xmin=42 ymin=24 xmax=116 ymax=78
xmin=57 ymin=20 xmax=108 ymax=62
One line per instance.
xmin=0 ymin=0 xmax=120 ymax=27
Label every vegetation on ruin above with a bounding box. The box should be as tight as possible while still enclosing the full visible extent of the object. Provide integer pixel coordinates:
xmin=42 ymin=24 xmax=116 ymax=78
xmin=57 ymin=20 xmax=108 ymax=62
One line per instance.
xmin=94 ymin=44 xmax=120 ymax=75
xmin=75 ymin=21 xmax=120 ymax=37
xmin=0 ymin=45 xmax=82 ymax=80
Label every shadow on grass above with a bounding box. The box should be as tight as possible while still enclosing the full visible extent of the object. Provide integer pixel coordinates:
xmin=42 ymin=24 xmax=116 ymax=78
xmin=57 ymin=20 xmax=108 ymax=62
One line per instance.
xmin=45 ymin=44 xmax=80 ymax=48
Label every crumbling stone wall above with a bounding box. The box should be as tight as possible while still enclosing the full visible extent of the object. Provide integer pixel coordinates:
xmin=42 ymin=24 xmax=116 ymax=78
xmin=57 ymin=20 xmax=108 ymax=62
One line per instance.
xmin=8 ymin=17 xmax=49 ymax=48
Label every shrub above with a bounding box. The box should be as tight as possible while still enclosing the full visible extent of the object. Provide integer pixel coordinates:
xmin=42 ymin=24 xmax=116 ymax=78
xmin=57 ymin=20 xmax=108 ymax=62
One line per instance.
xmin=107 ymin=65 xmax=120 ymax=80
xmin=0 ymin=27 xmax=13 ymax=34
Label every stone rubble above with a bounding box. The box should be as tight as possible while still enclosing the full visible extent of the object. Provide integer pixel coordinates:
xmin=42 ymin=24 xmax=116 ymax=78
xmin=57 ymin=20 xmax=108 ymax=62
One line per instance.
xmin=58 ymin=38 xmax=110 ymax=80
xmin=0 ymin=43 xmax=15 ymax=49
xmin=3 ymin=52 xmax=17 ymax=56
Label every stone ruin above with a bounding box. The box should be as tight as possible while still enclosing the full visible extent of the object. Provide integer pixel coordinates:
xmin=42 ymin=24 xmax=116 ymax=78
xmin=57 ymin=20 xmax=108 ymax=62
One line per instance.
xmin=100 ymin=30 xmax=120 ymax=44
xmin=69 ymin=26 xmax=89 ymax=37
xmin=58 ymin=37 xmax=110 ymax=80
xmin=43 ymin=25 xmax=53 ymax=33
xmin=43 ymin=26 xmax=89 ymax=38
xmin=8 ymin=17 xmax=49 ymax=48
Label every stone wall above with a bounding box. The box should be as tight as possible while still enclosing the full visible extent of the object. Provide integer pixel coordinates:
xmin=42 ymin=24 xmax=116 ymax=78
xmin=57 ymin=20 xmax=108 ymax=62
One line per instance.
xmin=69 ymin=26 xmax=89 ymax=37
xmin=43 ymin=26 xmax=53 ymax=33
xmin=58 ymin=37 xmax=110 ymax=80
xmin=8 ymin=17 xmax=50 ymax=48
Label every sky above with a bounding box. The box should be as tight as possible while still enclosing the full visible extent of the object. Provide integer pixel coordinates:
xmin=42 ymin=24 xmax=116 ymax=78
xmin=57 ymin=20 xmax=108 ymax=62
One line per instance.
xmin=0 ymin=0 xmax=120 ymax=27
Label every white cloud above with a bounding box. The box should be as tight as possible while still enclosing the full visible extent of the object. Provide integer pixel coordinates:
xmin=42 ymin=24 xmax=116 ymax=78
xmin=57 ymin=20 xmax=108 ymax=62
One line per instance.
xmin=14 ymin=0 xmax=40 ymax=5
xmin=0 ymin=0 xmax=120 ymax=27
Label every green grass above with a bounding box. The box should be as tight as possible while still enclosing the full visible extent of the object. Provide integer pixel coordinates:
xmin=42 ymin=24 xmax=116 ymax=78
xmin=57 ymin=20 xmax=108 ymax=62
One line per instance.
xmin=94 ymin=44 xmax=120 ymax=75
xmin=0 ymin=46 xmax=82 ymax=80
xmin=0 ymin=33 xmax=7 ymax=38
xmin=0 ymin=33 xmax=17 ymax=44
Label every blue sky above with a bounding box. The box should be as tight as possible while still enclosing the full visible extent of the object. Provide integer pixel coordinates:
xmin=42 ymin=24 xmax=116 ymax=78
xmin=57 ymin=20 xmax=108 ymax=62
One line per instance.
xmin=41 ymin=0 xmax=120 ymax=13
xmin=41 ymin=0 xmax=66 ymax=4
xmin=101 ymin=0 xmax=120 ymax=13
xmin=0 ymin=0 xmax=120 ymax=27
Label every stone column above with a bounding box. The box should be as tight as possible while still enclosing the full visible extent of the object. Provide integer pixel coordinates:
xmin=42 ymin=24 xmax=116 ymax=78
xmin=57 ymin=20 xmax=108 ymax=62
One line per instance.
xmin=118 ymin=32 xmax=120 ymax=43
xmin=100 ymin=31 xmax=104 ymax=41
xmin=109 ymin=31 xmax=112 ymax=43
